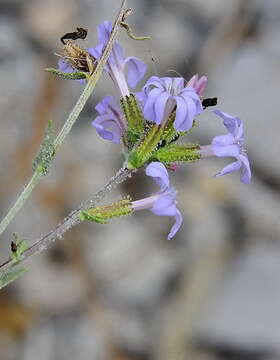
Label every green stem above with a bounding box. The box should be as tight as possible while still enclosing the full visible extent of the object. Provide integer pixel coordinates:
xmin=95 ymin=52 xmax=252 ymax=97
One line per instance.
xmin=0 ymin=166 xmax=134 ymax=278
xmin=0 ymin=0 xmax=127 ymax=237
xmin=0 ymin=171 xmax=42 ymax=236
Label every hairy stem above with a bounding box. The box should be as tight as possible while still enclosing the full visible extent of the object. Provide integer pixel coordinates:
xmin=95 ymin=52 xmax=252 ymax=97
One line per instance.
xmin=0 ymin=0 xmax=127 ymax=237
xmin=0 ymin=166 xmax=133 ymax=275
xmin=0 ymin=171 xmax=42 ymax=237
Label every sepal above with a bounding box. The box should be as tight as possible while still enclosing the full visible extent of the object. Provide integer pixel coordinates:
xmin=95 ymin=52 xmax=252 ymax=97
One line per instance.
xmin=152 ymin=143 xmax=201 ymax=164
xmin=161 ymin=112 xmax=197 ymax=145
xmin=127 ymin=123 xmax=164 ymax=169
xmin=160 ymin=112 xmax=182 ymax=145
xmin=79 ymin=197 xmax=133 ymax=224
xmin=120 ymin=94 xmax=145 ymax=146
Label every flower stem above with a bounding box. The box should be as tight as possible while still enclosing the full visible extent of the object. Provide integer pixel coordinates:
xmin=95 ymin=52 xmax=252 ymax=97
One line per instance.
xmin=0 ymin=170 xmax=42 ymax=236
xmin=0 ymin=166 xmax=133 ymax=278
xmin=0 ymin=0 xmax=127 ymax=237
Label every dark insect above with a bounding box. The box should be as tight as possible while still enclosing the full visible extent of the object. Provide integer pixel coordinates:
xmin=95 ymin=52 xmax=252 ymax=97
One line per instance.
xmin=202 ymin=97 xmax=218 ymax=109
xmin=157 ymin=139 xmax=166 ymax=149
xmin=60 ymin=27 xmax=88 ymax=45
xmin=11 ymin=241 xmax=17 ymax=253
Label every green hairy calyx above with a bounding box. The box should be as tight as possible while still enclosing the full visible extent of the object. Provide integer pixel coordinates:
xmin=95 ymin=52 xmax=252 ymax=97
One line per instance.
xmin=79 ymin=197 xmax=133 ymax=224
xmin=152 ymin=143 xmax=201 ymax=164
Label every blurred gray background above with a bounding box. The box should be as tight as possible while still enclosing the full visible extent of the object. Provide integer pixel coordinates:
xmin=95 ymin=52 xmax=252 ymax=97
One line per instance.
xmin=0 ymin=0 xmax=280 ymax=359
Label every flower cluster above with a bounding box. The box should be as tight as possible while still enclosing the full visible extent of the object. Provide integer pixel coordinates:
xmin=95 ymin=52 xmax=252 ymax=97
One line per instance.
xmin=58 ymin=20 xmax=252 ymax=239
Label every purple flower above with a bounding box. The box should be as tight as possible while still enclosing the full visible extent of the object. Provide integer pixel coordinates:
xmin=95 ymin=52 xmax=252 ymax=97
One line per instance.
xmin=187 ymin=74 xmax=207 ymax=97
xmin=92 ymin=96 xmax=126 ymax=144
xmin=138 ymin=76 xmax=203 ymax=132
xmin=132 ymin=162 xmax=183 ymax=239
xmin=88 ymin=21 xmax=147 ymax=97
xmin=199 ymin=110 xmax=251 ymax=184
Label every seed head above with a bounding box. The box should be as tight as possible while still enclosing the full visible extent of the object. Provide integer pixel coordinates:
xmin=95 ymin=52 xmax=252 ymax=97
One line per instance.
xmin=62 ymin=40 xmax=96 ymax=73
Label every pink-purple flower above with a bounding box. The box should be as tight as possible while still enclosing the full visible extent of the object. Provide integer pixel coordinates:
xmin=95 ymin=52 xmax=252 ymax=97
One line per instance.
xmin=88 ymin=21 xmax=147 ymax=97
xmin=132 ymin=162 xmax=183 ymax=239
xmin=138 ymin=76 xmax=203 ymax=132
xmin=199 ymin=110 xmax=251 ymax=184
xmin=187 ymin=74 xmax=208 ymax=97
xmin=92 ymin=96 xmax=126 ymax=144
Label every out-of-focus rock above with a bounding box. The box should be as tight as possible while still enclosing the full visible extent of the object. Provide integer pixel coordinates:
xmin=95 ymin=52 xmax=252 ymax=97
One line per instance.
xmin=85 ymin=218 xmax=181 ymax=309
xmin=196 ymin=243 xmax=280 ymax=357
xmin=108 ymin=308 xmax=151 ymax=357
xmin=17 ymin=258 xmax=87 ymax=311
xmin=22 ymin=321 xmax=55 ymax=360
xmin=54 ymin=314 xmax=107 ymax=360
xmin=22 ymin=316 xmax=107 ymax=360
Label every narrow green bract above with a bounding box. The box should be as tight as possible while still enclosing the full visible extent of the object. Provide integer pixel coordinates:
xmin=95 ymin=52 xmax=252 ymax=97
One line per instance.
xmin=121 ymin=94 xmax=145 ymax=147
xmin=32 ymin=120 xmax=56 ymax=175
xmin=45 ymin=68 xmax=89 ymax=80
xmin=0 ymin=268 xmax=27 ymax=289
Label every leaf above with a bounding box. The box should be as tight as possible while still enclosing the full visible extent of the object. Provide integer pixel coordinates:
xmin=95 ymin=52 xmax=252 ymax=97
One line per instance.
xmin=45 ymin=68 xmax=88 ymax=80
xmin=0 ymin=268 xmax=27 ymax=290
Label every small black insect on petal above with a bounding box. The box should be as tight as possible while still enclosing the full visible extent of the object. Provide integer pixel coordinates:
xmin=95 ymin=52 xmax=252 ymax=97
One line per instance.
xmin=202 ymin=97 xmax=218 ymax=109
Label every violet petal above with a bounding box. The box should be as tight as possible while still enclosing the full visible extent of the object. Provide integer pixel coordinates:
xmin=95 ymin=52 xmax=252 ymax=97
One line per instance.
xmin=216 ymin=160 xmax=241 ymax=177
xmin=92 ymin=116 xmax=121 ymax=144
xmin=152 ymin=196 xmax=177 ymax=216
xmin=174 ymin=95 xmax=188 ymax=131
xmin=124 ymin=56 xmax=147 ymax=88
xmin=143 ymin=87 xmax=164 ymax=122
xmin=239 ymin=154 xmax=252 ymax=184
xmin=168 ymin=209 xmax=183 ymax=240
xmin=143 ymin=76 xmax=165 ymax=91
xmin=154 ymin=91 xmax=171 ymax=125
xmin=97 ymin=20 xmax=112 ymax=44
xmin=212 ymin=133 xmax=235 ymax=147
xmin=145 ymin=162 xmax=170 ymax=190
xmin=212 ymin=143 xmax=240 ymax=158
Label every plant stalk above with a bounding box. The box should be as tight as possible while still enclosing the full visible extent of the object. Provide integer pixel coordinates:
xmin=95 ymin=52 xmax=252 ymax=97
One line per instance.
xmin=0 ymin=0 xmax=127 ymax=237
